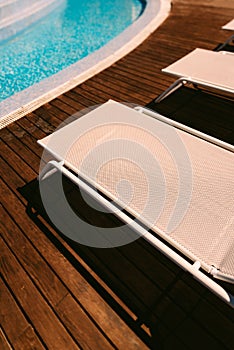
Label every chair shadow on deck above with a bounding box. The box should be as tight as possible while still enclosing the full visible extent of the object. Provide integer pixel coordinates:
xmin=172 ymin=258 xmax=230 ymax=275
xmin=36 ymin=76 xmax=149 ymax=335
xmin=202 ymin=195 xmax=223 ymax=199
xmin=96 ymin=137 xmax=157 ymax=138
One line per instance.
xmin=146 ymin=85 xmax=234 ymax=146
xmin=18 ymin=167 xmax=234 ymax=350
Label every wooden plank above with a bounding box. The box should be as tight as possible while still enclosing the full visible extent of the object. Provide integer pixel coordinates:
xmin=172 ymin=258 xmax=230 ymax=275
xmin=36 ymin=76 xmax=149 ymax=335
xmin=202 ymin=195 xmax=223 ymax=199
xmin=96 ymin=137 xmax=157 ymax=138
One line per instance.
xmin=80 ymin=79 xmax=147 ymax=104
xmin=0 ymin=176 xmax=149 ymax=349
xmin=175 ymin=317 xmax=228 ymax=350
xmin=0 ymin=237 xmax=80 ymax=349
xmin=55 ymin=294 xmax=114 ymax=350
xmin=13 ymin=327 xmax=45 ymax=350
xmin=50 ymin=98 xmax=78 ymax=116
xmin=0 ymin=204 xmax=68 ymax=306
xmin=103 ymin=63 xmax=170 ymax=88
xmin=66 ymin=88 xmax=101 ymax=106
xmin=34 ymin=211 xmax=150 ymax=350
xmin=57 ymin=94 xmax=84 ymax=111
xmin=0 ymin=279 xmax=44 ymax=350
xmin=0 ymin=141 xmax=36 ymax=182
xmin=23 ymin=112 xmax=55 ymax=136
xmin=0 ymin=328 xmax=13 ymax=350
xmin=37 ymin=103 xmax=71 ymax=122
xmin=0 ymin=209 xmax=118 ymax=349
xmin=73 ymin=84 xmax=116 ymax=104
xmin=0 ymin=125 xmax=40 ymax=176
xmin=15 ymin=118 xmax=47 ymax=157
xmin=191 ymin=299 xmax=234 ymax=348
xmin=0 ymin=156 xmax=26 ymax=194
xmin=116 ymin=241 xmax=177 ymax=290
xmin=91 ymin=73 xmax=156 ymax=100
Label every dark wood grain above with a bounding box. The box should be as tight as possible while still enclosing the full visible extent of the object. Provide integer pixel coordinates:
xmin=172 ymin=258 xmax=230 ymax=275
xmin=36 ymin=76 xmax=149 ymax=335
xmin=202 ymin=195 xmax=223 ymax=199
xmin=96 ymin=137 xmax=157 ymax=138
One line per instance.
xmin=0 ymin=279 xmax=44 ymax=350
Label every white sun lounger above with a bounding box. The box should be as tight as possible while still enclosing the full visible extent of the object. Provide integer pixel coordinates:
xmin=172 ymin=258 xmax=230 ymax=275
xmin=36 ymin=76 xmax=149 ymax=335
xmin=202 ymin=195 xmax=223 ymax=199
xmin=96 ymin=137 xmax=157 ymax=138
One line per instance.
xmin=38 ymin=100 xmax=234 ymax=307
xmin=155 ymin=48 xmax=234 ymax=102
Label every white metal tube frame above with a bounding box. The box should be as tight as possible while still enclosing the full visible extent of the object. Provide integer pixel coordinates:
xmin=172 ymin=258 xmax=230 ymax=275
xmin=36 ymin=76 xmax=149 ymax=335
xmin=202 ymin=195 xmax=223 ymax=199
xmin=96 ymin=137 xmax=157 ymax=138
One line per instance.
xmin=39 ymin=160 xmax=234 ymax=308
xmin=154 ymin=76 xmax=234 ymax=104
xmin=135 ymin=106 xmax=234 ymax=153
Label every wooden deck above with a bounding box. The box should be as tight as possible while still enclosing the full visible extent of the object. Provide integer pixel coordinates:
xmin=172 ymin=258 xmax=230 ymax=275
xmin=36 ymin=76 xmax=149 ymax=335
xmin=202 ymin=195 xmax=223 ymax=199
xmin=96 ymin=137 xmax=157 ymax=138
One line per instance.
xmin=1 ymin=0 xmax=234 ymax=349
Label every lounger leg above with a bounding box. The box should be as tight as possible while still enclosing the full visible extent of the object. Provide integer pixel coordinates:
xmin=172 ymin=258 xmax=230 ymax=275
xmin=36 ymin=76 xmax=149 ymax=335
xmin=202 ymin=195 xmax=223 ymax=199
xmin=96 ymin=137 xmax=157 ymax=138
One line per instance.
xmin=154 ymin=78 xmax=188 ymax=103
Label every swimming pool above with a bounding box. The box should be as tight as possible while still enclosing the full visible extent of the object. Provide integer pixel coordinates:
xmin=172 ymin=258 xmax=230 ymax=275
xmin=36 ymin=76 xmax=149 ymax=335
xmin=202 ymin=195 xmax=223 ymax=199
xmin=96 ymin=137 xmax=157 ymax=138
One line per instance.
xmin=0 ymin=0 xmax=143 ymax=102
xmin=0 ymin=0 xmax=171 ymax=128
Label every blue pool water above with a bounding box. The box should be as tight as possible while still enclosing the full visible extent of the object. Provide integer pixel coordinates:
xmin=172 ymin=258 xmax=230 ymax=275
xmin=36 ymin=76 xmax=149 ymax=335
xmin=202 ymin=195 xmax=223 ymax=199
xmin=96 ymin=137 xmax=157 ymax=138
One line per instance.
xmin=0 ymin=0 xmax=143 ymax=102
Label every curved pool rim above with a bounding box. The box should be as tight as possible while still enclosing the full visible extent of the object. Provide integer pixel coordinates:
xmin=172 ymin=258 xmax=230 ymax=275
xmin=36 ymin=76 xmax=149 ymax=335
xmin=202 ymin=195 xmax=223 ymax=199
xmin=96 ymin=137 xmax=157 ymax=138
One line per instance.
xmin=0 ymin=0 xmax=171 ymax=129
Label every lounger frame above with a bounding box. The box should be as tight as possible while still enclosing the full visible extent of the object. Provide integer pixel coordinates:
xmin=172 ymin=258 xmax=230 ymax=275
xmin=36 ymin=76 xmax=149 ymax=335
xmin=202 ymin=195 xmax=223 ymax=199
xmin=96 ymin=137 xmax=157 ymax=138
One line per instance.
xmin=38 ymin=105 xmax=234 ymax=308
xmin=155 ymin=74 xmax=234 ymax=104
xmin=39 ymin=158 xmax=234 ymax=306
xmin=155 ymin=48 xmax=234 ymax=104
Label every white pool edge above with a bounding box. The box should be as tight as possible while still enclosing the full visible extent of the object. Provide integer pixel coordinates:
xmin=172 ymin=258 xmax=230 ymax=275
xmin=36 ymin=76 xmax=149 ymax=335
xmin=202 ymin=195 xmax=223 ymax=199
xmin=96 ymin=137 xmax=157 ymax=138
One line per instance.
xmin=0 ymin=0 xmax=171 ymax=129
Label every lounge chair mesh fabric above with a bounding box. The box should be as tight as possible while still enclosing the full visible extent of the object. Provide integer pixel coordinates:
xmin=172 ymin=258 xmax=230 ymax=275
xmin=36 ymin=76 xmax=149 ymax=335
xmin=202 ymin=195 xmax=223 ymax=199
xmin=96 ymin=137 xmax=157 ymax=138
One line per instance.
xmin=39 ymin=101 xmax=234 ymax=281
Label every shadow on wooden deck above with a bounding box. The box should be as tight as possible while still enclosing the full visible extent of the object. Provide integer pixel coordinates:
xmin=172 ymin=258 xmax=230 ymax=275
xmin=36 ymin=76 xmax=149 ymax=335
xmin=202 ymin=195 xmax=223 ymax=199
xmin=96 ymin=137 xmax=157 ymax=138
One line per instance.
xmin=147 ymin=86 xmax=234 ymax=145
xmin=18 ymin=161 xmax=234 ymax=350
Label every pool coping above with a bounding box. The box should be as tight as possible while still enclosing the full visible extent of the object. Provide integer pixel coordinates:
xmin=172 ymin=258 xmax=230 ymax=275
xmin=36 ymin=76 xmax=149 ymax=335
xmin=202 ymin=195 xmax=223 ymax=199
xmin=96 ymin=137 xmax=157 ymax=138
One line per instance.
xmin=0 ymin=0 xmax=171 ymax=129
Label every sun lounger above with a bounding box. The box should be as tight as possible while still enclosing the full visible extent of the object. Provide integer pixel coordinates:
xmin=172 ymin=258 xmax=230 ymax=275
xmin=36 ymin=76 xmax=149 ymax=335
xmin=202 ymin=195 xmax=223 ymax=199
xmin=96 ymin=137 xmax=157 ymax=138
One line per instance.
xmin=155 ymin=48 xmax=234 ymax=103
xmin=38 ymin=100 xmax=234 ymax=307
